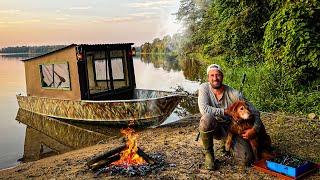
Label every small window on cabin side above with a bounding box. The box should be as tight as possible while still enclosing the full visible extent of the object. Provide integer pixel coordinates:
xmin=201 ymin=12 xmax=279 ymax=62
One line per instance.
xmin=40 ymin=63 xmax=70 ymax=89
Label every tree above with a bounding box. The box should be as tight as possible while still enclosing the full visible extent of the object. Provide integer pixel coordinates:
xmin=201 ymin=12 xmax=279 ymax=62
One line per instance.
xmin=263 ymin=0 xmax=320 ymax=88
xmin=176 ymin=0 xmax=210 ymax=54
xmin=198 ymin=0 xmax=270 ymax=63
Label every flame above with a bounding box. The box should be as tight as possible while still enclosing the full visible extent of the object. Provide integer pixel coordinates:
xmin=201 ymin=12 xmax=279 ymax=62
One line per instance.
xmin=111 ymin=128 xmax=146 ymax=166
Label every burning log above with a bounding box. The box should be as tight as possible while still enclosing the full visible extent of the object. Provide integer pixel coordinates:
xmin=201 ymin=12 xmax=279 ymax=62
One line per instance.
xmin=88 ymin=127 xmax=167 ymax=177
xmin=94 ymin=152 xmax=166 ymax=177
xmin=90 ymin=154 xmax=120 ymax=171
xmin=86 ymin=144 xmax=126 ymax=167
xmin=137 ymin=147 xmax=155 ymax=165
xmin=110 ymin=128 xmax=147 ymax=166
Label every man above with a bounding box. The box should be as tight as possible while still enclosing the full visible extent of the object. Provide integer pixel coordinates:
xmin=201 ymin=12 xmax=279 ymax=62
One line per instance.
xmin=198 ymin=64 xmax=262 ymax=170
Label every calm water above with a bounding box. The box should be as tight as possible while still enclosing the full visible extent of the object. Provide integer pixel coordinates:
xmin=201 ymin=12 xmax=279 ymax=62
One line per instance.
xmin=0 ymin=54 xmax=200 ymax=169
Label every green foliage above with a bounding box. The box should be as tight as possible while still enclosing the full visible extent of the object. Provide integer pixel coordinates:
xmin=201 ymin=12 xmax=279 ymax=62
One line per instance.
xmin=263 ymin=0 xmax=320 ymax=88
xmin=140 ymin=34 xmax=184 ymax=56
xmin=176 ymin=0 xmax=210 ymax=54
xmin=195 ymin=0 xmax=271 ymax=64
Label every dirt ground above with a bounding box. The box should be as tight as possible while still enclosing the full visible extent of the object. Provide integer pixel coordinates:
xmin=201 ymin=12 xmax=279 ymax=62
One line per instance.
xmin=0 ymin=113 xmax=319 ymax=179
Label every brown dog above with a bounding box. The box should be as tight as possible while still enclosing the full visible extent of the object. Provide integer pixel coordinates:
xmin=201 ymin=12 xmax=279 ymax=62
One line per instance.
xmin=224 ymin=100 xmax=271 ymax=161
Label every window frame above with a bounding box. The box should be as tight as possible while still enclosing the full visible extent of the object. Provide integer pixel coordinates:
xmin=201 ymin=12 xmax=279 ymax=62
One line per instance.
xmin=39 ymin=61 xmax=71 ymax=90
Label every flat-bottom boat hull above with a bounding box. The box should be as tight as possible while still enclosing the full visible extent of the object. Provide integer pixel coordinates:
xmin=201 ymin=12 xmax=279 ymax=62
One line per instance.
xmin=17 ymin=89 xmax=183 ymax=126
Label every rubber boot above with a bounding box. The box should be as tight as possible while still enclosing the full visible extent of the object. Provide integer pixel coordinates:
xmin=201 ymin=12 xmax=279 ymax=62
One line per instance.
xmin=200 ymin=130 xmax=216 ymax=170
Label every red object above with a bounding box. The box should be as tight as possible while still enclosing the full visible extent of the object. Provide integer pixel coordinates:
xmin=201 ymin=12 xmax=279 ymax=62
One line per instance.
xmin=253 ymin=159 xmax=320 ymax=180
xmin=77 ymin=53 xmax=83 ymax=60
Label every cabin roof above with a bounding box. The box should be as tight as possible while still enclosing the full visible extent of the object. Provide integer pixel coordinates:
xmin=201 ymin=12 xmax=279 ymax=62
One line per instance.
xmin=22 ymin=43 xmax=134 ymax=62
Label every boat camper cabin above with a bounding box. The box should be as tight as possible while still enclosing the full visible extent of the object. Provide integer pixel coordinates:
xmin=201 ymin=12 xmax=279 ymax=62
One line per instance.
xmin=23 ymin=43 xmax=136 ymax=100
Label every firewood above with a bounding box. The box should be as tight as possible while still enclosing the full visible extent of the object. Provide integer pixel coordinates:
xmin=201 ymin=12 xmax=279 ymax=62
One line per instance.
xmin=86 ymin=144 xmax=126 ymax=166
xmin=90 ymin=154 xmax=120 ymax=171
xmin=137 ymin=147 xmax=155 ymax=164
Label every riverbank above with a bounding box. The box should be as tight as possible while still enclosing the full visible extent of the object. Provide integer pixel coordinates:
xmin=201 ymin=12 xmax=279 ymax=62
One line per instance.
xmin=0 ymin=113 xmax=319 ymax=179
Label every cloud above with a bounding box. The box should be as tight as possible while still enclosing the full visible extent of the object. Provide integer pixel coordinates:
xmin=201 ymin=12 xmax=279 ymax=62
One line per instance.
xmin=129 ymin=12 xmax=157 ymax=17
xmin=55 ymin=17 xmax=68 ymax=21
xmin=127 ymin=0 xmax=175 ymax=9
xmin=0 ymin=9 xmax=22 ymax=14
xmin=94 ymin=17 xmax=134 ymax=23
xmin=69 ymin=6 xmax=92 ymax=10
xmin=91 ymin=12 xmax=160 ymax=24
xmin=0 ymin=19 xmax=41 ymax=24
xmin=129 ymin=12 xmax=159 ymax=20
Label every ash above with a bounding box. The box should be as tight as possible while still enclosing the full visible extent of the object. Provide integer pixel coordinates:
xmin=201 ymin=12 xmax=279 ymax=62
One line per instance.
xmin=95 ymin=152 xmax=168 ymax=177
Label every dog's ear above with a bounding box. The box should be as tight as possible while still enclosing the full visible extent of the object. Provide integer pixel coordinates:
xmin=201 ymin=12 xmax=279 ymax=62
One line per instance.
xmin=227 ymin=101 xmax=240 ymax=113
xmin=226 ymin=101 xmax=241 ymax=119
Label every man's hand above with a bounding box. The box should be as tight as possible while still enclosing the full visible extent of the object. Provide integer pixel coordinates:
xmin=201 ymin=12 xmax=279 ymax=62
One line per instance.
xmin=224 ymin=109 xmax=231 ymax=116
xmin=242 ymin=128 xmax=256 ymax=139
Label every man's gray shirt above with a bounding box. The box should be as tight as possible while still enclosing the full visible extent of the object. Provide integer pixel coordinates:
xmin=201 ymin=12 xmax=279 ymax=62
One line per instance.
xmin=198 ymin=82 xmax=262 ymax=132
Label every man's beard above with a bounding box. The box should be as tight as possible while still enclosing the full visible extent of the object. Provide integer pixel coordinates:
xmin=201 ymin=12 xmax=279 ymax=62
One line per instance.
xmin=211 ymin=81 xmax=222 ymax=89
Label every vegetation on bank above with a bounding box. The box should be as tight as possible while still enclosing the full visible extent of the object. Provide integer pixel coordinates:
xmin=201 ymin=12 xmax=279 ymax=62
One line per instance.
xmin=0 ymin=45 xmax=66 ymax=54
xmin=139 ymin=34 xmax=184 ymax=57
xmin=142 ymin=0 xmax=320 ymax=115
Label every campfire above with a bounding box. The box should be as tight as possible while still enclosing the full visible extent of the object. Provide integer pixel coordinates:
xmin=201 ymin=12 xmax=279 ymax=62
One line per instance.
xmin=111 ymin=128 xmax=147 ymax=166
xmin=86 ymin=128 xmax=166 ymax=177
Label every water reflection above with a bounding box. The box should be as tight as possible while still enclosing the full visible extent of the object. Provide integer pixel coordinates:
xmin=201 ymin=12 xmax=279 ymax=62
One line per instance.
xmin=16 ymin=109 xmax=121 ymax=162
xmin=140 ymin=54 xmax=181 ymax=72
xmin=140 ymin=54 xmax=206 ymax=83
xmin=179 ymin=57 xmax=206 ymax=83
xmin=137 ymin=55 xmax=201 ymax=119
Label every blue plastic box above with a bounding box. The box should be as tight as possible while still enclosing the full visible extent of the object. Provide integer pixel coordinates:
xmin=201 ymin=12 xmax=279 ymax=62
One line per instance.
xmin=266 ymin=156 xmax=313 ymax=177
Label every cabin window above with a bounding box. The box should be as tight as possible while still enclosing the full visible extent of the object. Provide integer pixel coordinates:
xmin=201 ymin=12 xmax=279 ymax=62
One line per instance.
xmin=111 ymin=58 xmax=125 ymax=80
xmin=88 ymin=50 xmax=129 ymax=95
xmin=40 ymin=63 xmax=70 ymax=89
xmin=94 ymin=59 xmax=110 ymax=80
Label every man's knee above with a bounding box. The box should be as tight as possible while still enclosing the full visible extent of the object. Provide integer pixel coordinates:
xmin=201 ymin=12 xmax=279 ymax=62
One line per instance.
xmin=199 ymin=114 xmax=217 ymax=131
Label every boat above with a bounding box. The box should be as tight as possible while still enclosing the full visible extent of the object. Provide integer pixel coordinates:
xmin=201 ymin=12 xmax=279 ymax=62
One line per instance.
xmin=17 ymin=43 xmax=184 ymax=126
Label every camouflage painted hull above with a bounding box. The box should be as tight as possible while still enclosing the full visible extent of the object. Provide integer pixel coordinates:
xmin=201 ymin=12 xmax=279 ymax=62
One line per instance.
xmin=16 ymin=89 xmax=183 ymax=126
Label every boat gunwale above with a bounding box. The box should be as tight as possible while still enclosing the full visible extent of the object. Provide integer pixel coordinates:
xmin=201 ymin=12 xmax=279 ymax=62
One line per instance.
xmin=16 ymin=88 xmax=186 ymax=103
xmin=16 ymin=107 xmax=167 ymax=124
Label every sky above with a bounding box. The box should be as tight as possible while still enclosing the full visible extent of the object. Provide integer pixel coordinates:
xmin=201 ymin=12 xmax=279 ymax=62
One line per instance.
xmin=0 ymin=0 xmax=182 ymax=48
